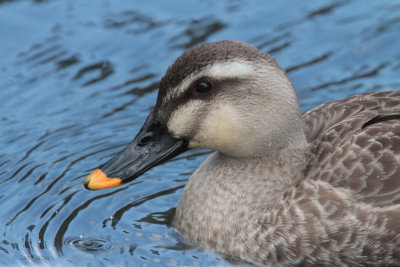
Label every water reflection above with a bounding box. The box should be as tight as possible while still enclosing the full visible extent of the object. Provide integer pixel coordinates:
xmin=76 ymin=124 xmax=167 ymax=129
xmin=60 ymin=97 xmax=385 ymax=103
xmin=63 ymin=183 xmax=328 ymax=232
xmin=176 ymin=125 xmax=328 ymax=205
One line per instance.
xmin=105 ymin=185 xmax=183 ymax=230
xmin=0 ymin=0 xmax=399 ymax=266
xmin=171 ymin=16 xmax=227 ymax=49
xmin=138 ymin=208 xmax=176 ymax=226
xmin=53 ymin=187 xmax=127 ymax=254
xmin=104 ymin=10 xmax=160 ymax=33
xmin=73 ymin=61 xmax=114 ymax=87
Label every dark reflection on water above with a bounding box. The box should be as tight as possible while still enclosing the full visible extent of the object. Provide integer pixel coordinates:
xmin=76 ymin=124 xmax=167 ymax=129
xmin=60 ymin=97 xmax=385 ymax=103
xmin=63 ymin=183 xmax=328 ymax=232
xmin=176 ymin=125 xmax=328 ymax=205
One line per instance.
xmin=171 ymin=16 xmax=227 ymax=49
xmin=0 ymin=0 xmax=399 ymax=266
xmin=138 ymin=208 xmax=176 ymax=226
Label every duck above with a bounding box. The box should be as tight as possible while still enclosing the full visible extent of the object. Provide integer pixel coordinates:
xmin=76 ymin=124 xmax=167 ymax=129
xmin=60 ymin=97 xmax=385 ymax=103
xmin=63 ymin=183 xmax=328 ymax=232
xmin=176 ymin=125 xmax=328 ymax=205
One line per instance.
xmin=84 ymin=40 xmax=400 ymax=266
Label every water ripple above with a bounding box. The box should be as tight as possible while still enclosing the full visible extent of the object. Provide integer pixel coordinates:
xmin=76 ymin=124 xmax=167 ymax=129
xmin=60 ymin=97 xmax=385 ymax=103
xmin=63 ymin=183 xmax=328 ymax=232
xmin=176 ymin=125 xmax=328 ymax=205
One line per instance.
xmin=64 ymin=236 xmax=114 ymax=253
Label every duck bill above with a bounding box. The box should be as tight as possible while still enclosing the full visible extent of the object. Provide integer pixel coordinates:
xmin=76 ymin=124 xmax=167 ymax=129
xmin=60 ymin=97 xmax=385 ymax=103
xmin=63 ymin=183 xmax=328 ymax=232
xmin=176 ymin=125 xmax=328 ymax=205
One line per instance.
xmin=84 ymin=113 xmax=188 ymax=190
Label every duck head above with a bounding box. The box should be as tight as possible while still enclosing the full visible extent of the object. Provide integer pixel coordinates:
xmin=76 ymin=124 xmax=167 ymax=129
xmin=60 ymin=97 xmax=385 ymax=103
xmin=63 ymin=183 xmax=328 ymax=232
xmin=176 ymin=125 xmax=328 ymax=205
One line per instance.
xmin=84 ymin=40 xmax=304 ymax=190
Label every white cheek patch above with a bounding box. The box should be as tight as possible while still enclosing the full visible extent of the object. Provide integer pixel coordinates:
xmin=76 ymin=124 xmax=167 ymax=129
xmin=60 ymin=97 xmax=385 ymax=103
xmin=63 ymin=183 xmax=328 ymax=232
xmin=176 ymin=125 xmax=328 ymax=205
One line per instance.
xmin=167 ymin=100 xmax=203 ymax=138
xmin=163 ymin=60 xmax=255 ymax=104
xmin=191 ymin=104 xmax=244 ymax=155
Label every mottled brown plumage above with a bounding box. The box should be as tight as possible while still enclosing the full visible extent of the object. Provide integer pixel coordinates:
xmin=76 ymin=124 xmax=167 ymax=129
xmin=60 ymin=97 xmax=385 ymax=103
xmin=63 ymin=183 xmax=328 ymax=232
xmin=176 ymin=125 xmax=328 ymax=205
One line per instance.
xmin=304 ymin=91 xmax=400 ymax=207
xmin=158 ymin=41 xmax=400 ymax=266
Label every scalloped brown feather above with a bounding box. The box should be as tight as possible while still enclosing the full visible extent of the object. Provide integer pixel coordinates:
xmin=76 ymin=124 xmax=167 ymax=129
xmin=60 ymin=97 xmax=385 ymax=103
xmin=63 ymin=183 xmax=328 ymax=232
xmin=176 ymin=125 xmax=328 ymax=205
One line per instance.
xmin=303 ymin=91 xmax=400 ymax=207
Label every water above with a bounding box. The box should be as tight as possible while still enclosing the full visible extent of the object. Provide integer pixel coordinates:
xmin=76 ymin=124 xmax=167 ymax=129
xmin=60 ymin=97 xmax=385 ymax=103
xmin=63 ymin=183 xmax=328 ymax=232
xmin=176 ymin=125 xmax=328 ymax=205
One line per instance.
xmin=0 ymin=0 xmax=399 ymax=266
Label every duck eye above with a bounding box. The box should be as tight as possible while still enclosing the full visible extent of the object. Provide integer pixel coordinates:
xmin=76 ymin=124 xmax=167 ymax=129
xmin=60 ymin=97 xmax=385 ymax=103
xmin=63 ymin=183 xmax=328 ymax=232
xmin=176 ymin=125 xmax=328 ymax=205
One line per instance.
xmin=195 ymin=81 xmax=212 ymax=93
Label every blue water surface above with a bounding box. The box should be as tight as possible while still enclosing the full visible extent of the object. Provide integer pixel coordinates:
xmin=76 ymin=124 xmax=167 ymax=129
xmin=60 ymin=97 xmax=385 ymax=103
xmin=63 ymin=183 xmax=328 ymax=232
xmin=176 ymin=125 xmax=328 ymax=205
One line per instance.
xmin=0 ymin=0 xmax=399 ymax=266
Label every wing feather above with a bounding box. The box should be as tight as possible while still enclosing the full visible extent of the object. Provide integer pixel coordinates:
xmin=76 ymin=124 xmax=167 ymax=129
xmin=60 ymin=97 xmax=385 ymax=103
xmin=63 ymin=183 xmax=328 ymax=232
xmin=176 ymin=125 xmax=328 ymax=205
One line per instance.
xmin=303 ymin=91 xmax=400 ymax=206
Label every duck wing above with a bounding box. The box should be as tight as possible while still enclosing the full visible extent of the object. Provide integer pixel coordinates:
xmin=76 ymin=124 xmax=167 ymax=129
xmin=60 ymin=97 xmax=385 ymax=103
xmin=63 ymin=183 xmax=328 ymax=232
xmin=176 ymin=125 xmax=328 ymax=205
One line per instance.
xmin=302 ymin=91 xmax=400 ymax=207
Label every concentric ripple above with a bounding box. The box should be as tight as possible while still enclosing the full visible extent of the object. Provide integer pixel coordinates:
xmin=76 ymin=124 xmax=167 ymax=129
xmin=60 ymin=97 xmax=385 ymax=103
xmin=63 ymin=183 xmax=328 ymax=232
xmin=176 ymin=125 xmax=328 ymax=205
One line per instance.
xmin=64 ymin=236 xmax=114 ymax=253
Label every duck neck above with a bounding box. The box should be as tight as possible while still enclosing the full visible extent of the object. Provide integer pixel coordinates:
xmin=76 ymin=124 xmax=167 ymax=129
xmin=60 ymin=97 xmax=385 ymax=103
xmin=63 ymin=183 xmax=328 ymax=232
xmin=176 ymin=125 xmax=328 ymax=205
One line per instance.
xmin=173 ymin=137 xmax=311 ymax=238
xmin=212 ymin=141 xmax=310 ymax=208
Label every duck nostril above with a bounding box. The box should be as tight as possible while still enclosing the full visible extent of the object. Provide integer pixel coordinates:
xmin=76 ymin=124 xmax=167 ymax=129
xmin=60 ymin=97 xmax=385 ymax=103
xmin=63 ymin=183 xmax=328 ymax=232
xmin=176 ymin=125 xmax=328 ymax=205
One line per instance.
xmin=137 ymin=133 xmax=154 ymax=147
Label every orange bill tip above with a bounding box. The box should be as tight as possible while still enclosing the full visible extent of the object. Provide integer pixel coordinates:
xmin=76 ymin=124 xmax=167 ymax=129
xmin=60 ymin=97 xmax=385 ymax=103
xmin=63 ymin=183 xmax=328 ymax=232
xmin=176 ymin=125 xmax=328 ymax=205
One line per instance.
xmin=84 ymin=169 xmax=123 ymax=190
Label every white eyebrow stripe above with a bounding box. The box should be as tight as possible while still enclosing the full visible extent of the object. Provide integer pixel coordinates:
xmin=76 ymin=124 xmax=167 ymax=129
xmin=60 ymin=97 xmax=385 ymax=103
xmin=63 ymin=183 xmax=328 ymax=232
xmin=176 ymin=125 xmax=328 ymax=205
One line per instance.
xmin=206 ymin=60 xmax=255 ymax=78
xmin=163 ymin=60 xmax=255 ymax=104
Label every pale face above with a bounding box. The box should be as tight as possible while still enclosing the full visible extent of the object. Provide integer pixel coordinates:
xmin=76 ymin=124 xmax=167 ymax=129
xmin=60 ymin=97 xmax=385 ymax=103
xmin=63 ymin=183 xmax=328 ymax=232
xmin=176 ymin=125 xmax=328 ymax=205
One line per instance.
xmin=158 ymin=59 xmax=303 ymax=158
xmin=159 ymin=61 xmax=254 ymax=156
xmin=168 ymin=100 xmax=246 ymax=156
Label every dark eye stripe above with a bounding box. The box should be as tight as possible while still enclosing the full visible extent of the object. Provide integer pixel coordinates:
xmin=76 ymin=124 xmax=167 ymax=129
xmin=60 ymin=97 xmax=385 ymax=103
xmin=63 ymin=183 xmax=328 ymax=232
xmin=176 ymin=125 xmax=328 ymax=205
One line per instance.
xmin=155 ymin=77 xmax=241 ymax=124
